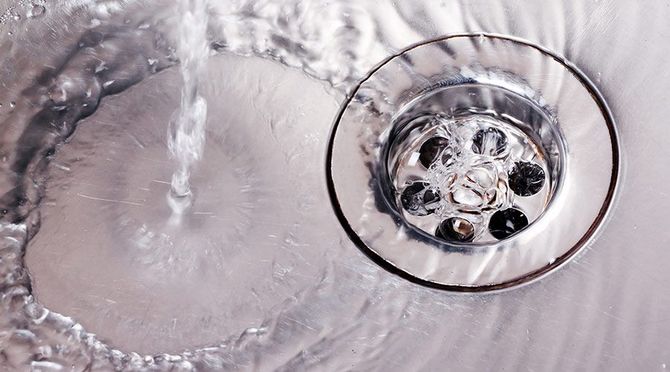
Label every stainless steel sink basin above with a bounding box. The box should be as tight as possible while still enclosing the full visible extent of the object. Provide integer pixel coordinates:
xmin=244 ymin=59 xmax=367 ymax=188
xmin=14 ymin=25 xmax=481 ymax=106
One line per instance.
xmin=0 ymin=0 xmax=668 ymax=370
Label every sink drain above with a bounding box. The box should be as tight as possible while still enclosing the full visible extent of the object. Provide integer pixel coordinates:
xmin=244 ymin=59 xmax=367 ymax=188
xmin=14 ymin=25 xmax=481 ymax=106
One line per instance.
xmin=388 ymin=110 xmax=554 ymax=244
xmin=327 ymin=34 xmax=619 ymax=291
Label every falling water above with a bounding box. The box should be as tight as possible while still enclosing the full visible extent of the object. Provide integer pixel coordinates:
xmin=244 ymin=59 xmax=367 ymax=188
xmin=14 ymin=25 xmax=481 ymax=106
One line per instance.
xmin=0 ymin=0 xmax=666 ymax=370
xmin=167 ymin=0 xmax=209 ymax=217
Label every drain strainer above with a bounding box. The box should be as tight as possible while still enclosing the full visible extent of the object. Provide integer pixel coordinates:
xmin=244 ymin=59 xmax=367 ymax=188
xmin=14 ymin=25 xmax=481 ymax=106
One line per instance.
xmin=327 ymin=34 xmax=619 ymax=291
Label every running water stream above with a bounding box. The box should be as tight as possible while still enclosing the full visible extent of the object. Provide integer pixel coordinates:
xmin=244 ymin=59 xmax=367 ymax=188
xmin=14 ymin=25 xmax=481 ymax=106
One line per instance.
xmin=0 ymin=0 xmax=668 ymax=371
xmin=167 ymin=0 xmax=209 ymax=218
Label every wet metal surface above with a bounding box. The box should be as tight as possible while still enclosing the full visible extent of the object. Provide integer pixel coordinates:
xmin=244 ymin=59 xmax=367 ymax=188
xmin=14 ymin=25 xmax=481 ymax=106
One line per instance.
xmin=0 ymin=0 xmax=669 ymax=371
xmin=328 ymin=35 xmax=617 ymax=290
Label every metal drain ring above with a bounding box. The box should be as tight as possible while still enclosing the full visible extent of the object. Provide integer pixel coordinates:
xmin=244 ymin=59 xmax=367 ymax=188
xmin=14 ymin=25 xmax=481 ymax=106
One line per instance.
xmin=326 ymin=34 xmax=619 ymax=291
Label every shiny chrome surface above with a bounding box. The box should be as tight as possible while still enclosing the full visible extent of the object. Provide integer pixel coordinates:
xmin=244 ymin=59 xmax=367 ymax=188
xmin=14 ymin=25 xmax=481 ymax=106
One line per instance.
xmin=0 ymin=0 xmax=668 ymax=371
xmin=328 ymin=35 xmax=618 ymax=290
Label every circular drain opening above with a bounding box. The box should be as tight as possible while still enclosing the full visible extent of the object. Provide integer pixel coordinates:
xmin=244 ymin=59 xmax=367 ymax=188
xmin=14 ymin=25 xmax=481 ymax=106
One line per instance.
xmin=385 ymin=84 xmax=562 ymax=244
xmin=327 ymin=34 xmax=619 ymax=291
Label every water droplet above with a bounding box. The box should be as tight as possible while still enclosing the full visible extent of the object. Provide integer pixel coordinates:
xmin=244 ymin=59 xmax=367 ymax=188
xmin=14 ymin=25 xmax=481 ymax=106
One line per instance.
xmin=471 ymin=127 xmax=507 ymax=156
xmin=418 ymin=136 xmax=449 ymax=168
xmin=489 ymin=208 xmax=528 ymax=239
xmin=11 ymin=13 xmax=21 ymax=21
xmin=435 ymin=217 xmax=475 ymax=242
xmin=27 ymin=4 xmax=45 ymax=19
xmin=508 ymin=161 xmax=545 ymax=196
xmin=400 ymin=182 xmax=440 ymax=216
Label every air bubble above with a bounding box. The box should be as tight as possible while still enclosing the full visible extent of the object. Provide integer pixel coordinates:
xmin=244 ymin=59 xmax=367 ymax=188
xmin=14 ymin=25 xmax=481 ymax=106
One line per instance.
xmin=27 ymin=4 xmax=46 ymax=19
xmin=466 ymin=167 xmax=494 ymax=188
xmin=450 ymin=188 xmax=482 ymax=207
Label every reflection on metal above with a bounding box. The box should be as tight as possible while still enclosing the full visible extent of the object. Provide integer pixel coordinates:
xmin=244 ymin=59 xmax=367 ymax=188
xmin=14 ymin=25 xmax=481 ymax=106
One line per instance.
xmin=327 ymin=35 xmax=619 ymax=291
xmin=3 ymin=0 xmax=666 ymax=369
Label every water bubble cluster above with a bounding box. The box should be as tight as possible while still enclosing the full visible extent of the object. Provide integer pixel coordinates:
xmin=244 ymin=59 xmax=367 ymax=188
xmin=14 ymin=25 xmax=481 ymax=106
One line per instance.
xmin=392 ymin=115 xmax=548 ymax=243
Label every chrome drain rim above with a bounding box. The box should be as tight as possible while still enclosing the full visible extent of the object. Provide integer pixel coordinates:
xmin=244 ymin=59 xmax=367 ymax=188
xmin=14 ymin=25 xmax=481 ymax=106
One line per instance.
xmin=326 ymin=34 xmax=619 ymax=291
